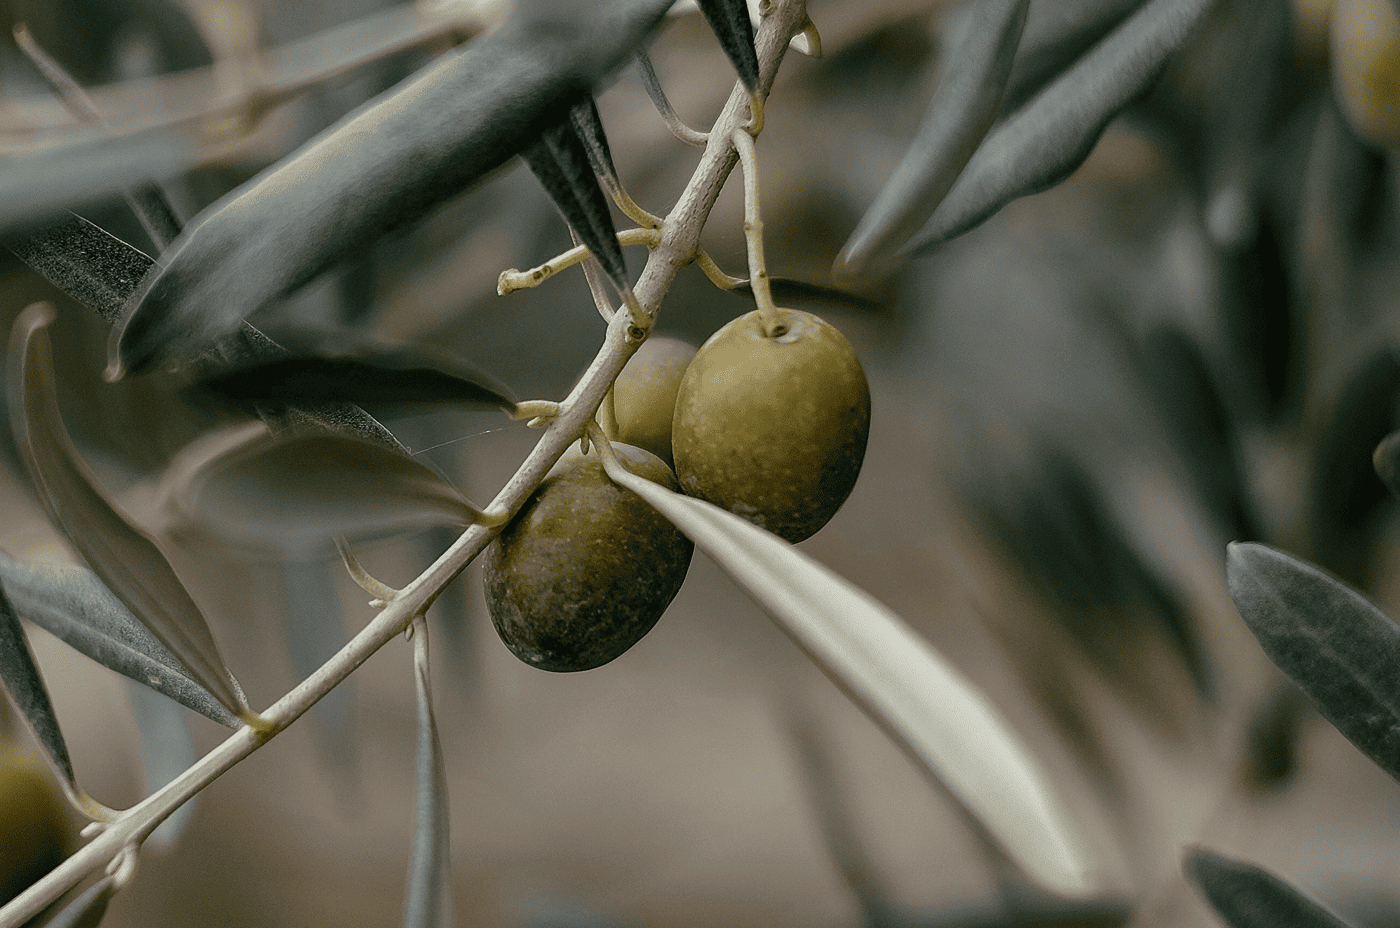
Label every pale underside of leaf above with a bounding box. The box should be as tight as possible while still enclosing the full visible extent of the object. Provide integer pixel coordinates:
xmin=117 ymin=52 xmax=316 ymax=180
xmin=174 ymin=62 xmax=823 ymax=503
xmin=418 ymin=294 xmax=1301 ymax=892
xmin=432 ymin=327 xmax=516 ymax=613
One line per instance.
xmin=404 ymin=625 xmax=452 ymax=928
xmin=905 ymin=0 xmax=1217 ymax=253
xmin=838 ymin=0 xmax=1031 ymax=273
xmin=0 ymin=581 xmax=77 ymax=793
xmin=152 ymin=422 xmax=484 ymax=557
xmin=0 ymin=551 xmax=239 ymax=727
xmin=1185 ymin=847 xmax=1356 ymax=928
xmin=603 ymin=462 xmax=1098 ymax=898
xmin=7 ymin=303 xmax=252 ymax=724
xmin=1226 ymin=542 xmax=1400 ymax=782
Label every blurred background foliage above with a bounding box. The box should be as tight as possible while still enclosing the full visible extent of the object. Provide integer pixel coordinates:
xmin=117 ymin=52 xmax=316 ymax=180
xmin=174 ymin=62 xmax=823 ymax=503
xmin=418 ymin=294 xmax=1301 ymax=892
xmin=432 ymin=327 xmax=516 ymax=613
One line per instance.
xmin=3 ymin=0 xmax=1400 ymax=925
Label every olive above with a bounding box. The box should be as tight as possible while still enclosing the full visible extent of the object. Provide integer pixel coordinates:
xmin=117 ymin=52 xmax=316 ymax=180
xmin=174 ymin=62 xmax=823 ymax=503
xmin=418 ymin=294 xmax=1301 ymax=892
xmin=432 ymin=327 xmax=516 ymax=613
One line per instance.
xmin=606 ymin=336 xmax=698 ymax=465
xmin=0 ymin=744 xmax=68 ymax=905
xmin=671 ymin=308 xmax=870 ymax=543
xmin=484 ymin=444 xmax=693 ymax=672
xmin=1331 ymin=0 xmax=1400 ymax=150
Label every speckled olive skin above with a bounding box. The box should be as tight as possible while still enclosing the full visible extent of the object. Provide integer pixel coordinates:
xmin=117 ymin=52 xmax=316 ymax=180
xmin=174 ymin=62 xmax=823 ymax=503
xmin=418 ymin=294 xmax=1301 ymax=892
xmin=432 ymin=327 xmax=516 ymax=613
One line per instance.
xmin=671 ymin=309 xmax=870 ymax=543
xmin=484 ymin=444 xmax=693 ymax=672
xmin=608 ymin=336 xmax=697 ymax=465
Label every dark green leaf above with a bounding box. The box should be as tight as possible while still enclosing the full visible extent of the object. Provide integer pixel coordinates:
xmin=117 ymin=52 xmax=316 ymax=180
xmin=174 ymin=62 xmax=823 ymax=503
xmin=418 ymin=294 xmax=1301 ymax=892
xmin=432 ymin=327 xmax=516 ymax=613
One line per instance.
xmin=190 ymin=349 xmax=517 ymax=418
xmin=404 ymin=625 xmax=452 ymax=928
xmin=0 ymin=581 xmax=76 ymax=794
xmin=0 ymin=550 xmax=239 ymax=727
xmin=1001 ymin=0 xmax=1143 ymax=112
xmin=568 ymin=98 xmax=621 ymax=199
xmin=730 ymin=277 xmax=881 ymax=311
xmin=523 ymin=114 xmax=628 ymax=290
xmin=7 ymin=303 xmax=253 ymax=725
xmin=905 ymin=0 xmax=1215 ymax=252
xmin=108 ymin=0 xmax=673 ymax=377
xmin=1226 ymin=542 xmax=1400 ymax=781
xmin=153 ymin=423 xmax=487 ymax=557
xmin=696 ymin=0 xmax=761 ymax=91
xmin=838 ymin=0 xmax=1031 ymax=273
xmin=3 ymin=213 xmax=408 ymax=454
xmin=1185 ymin=847 xmax=1355 ymax=928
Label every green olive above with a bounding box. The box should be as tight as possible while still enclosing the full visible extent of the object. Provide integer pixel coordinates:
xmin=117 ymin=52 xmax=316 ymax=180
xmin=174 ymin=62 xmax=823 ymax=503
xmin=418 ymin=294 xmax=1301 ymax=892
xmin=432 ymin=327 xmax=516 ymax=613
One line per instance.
xmin=0 ymin=745 xmax=67 ymax=905
xmin=484 ymin=444 xmax=693 ymax=672
xmin=1332 ymin=0 xmax=1400 ymax=150
xmin=671 ymin=308 xmax=871 ymax=543
xmin=606 ymin=336 xmax=698 ymax=465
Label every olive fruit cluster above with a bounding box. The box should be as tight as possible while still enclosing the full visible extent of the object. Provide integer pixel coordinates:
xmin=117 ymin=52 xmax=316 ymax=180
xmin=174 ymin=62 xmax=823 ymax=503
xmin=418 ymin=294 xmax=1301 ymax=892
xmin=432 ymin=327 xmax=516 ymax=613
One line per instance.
xmin=484 ymin=309 xmax=869 ymax=672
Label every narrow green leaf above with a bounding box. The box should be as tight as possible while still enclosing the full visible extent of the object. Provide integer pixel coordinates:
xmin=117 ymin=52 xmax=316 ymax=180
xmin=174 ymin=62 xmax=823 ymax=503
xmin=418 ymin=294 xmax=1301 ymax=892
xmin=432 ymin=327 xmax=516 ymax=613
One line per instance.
xmin=696 ymin=0 xmax=761 ymax=90
xmin=190 ymin=349 xmax=517 ymax=419
xmin=404 ymin=624 xmax=452 ymax=928
xmin=3 ymin=213 xmax=407 ymax=455
xmin=1185 ymin=848 xmax=1355 ymax=928
xmin=35 ymin=874 xmax=118 ymax=928
xmin=0 ymin=582 xmax=76 ymax=797
xmin=125 ymin=680 xmax=197 ymax=851
xmin=568 ymin=98 xmax=622 ymax=197
xmin=1001 ymin=0 xmax=1143 ymax=111
xmin=153 ymin=423 xmax=487 ymax=557
xmin=522 ymin=114 xmax=629 ymax=290
xmin=905 ymin=0 xmax=1215 ymax=251
xmin=0 ymin=551 xmax=239 ymax=728
xmin=1226 ymin=542 xmax=1400 ymax=781
xmin=601 ymin=459 xmax=1098 ymax=898
xmin=7 ymin=303 xmax=253 ymax=726
xmin=108 ymin=0 xmax=673 ymax=377
xmin=838 ymin=0 xmax=1031 ymax=273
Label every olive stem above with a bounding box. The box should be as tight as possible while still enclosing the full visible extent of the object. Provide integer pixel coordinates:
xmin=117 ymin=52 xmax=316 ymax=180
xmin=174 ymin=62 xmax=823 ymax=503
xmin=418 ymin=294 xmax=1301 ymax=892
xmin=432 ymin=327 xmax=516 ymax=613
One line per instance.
xmin=497 ymin=227 xmax=660 ymax=295
xmin=731 ymin=127 xmax=786 ymax=338
xmin=0 ymin=5 xmax=811 ymax=923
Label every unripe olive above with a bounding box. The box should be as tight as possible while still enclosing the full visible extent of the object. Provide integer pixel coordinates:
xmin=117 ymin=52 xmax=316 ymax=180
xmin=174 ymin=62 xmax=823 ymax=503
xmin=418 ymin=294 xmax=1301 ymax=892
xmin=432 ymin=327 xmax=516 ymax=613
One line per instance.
xmin=484 ymin=444 xmax=693 ymax=672
xmin=671 ymin=308 xmax=870 ymax=543
xmin=1331 ymin=0 xmax=1400 ymax=149
xmin=0 ymin=745 xmax=67 ymax=905
xmin=606 ymin=336 xmax=697 ymax=465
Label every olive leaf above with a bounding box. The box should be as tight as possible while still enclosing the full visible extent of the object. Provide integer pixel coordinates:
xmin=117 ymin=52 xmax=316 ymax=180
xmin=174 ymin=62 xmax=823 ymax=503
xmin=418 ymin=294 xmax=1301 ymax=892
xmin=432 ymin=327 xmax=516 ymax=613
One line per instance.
xmin=1226 ymin=542 xmax=1400 ymax=782
xmin=404 ymin=623 xmax=452 ymax=928
xmin=3 ymin=213 xmax=407 ymax=454
xmin=0 ymin=550 xmax=240 ymax=728
xmin=729 ymin=277 xmax=881 ymax=311
xmin=903 ymin=0 xmax=1215 ymax=252
xmin=1001 ymin=0 xmax=1143 ymax=112
xmin=568 ymin=98 xmax=624 ymax=204
xmin=0 ymin=129 xmax=195 ymax=237
xmin=189 ymin=349 xmax=517 ymax=419
xmin=696 ymin=0 xmax=761 ymax=91
xmin=276 ymin=560 xmax=355 ymax=776
xmin=1185 ymin=847 xmax=1356 ymax=928
xmin=152 ymin=422 xmax=488 ymax=557
xmin=0 ymin=580 xmax=78 ymax=803
xmin=601 ymin=459 xmax=1098 ymax=898
xmin=7 ymin=303 xmax=254 ymax=727
xmin=125 ymin=680 xmax=197 ymax=851
xmin=108 ymin=0 xmax=674 ymax=377
xmin=838 ymin=0 xmax=1031 ymax=273
xmin=522 ymin=112 xmax=629 ymax=291
xmin=33 ymin=874 xmax=118 ymax=928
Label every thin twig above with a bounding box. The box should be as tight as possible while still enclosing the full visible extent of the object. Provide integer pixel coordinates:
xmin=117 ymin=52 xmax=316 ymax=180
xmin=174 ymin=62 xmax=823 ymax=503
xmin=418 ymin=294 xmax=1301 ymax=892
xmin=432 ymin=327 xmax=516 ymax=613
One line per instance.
xmin=636 ymin=51 xmax=709 ymax=147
